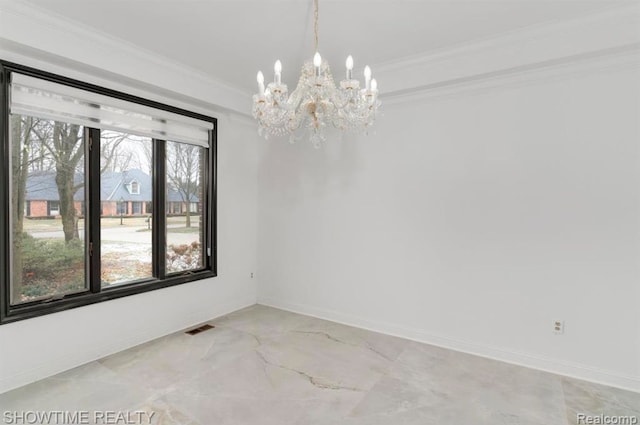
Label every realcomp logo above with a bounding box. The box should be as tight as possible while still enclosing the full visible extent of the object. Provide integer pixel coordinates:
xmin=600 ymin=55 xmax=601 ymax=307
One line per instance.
xmin=577 ymin=414 xmax=639 ymax=425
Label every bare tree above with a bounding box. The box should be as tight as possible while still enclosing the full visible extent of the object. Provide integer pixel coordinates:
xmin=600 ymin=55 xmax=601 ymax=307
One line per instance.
xmin=48 ymin=123 xmax=83 ymax=242
xmin=34 ymin=124 xmax=130 ymax=242
xmin=101 ymin=131 xmax=135 ymax=172
xmin=166 ymin=143 xmax=201 ymax=228
xmin=140 ymin=139 xmax=153 ymax=170
xmin=11 ymin=115 xmax=37 ymax=303
xmin=27 ymin=127 xmax=54 ymax=172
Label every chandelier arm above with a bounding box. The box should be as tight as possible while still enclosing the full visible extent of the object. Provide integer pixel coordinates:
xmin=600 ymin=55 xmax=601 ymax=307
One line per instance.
xmin=327 ymin=86 xmax=350 ymax=110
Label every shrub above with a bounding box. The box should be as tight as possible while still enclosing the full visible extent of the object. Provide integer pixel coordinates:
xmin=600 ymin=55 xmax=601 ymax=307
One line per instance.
xmin=167 ymin=241 xmax=201 ymax=272
xmin=21 ymin=233 xmax=84 ymax=280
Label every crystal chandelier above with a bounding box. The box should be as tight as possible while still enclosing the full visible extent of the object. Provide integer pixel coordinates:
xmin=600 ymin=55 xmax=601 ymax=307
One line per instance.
xmin=252 ymin=0 xmax=380 ymax=148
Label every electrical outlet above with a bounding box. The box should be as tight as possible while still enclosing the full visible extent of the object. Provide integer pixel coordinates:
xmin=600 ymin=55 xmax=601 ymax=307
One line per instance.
xmin=553 ymin=320 xmax=564 ymax=335
xmin=250 ymin=272 xmax=254 ymax=278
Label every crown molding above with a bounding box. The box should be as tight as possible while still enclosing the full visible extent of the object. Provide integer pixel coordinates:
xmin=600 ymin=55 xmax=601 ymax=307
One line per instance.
xmin=0 ymin=0 xmax=252 ymax=117
xmin=1 ymin=1 xmax=638 ymax=113
xmin=375 ymin=3 xmax=640 ymax=98
xmin=381 ymin=42 xmax=640 ymax=105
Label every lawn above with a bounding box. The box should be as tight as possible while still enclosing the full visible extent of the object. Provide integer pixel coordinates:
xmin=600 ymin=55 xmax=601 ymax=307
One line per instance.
xmin=23 ymin=215 xmax=200 ymax=232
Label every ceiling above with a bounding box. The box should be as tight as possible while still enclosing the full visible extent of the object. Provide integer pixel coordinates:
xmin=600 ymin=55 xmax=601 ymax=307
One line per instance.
xmin=21 ymin=0 xmax=634 ymax=94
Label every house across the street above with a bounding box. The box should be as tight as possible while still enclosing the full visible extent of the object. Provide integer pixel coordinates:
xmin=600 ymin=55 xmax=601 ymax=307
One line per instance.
xmin=24 ymin=169 xmax=198 ymax=218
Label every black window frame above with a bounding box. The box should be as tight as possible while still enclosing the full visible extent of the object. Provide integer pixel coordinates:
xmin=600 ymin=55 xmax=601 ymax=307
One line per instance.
xmin=0 ymin=61 xmax=217 ymax=325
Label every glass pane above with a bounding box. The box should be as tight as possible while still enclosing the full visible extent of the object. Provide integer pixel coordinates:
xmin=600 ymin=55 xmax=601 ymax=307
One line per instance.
xmin=166 ymin=141 xmax=206 ymax=273
xmin=10 ymin=115 xmax=87 ymax=304
xmin=100 ymin=132 xmax=154 ymax=287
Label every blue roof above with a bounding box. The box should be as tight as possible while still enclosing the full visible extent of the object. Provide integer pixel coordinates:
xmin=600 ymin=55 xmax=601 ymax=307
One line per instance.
xmin=26 ymin=169 xmax=199 ymax=203
xmin=25 ymin=171 xmax=84 ymax=201
xmin=101 ymin=169 xmax=153 ymax=202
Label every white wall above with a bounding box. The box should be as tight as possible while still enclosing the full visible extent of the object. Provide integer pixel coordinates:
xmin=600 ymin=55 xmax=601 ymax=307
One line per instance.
xmin=0 ymin=4 xmax=261 ymax=394
xmin=257 ymin=58 xmax=640 ymax=391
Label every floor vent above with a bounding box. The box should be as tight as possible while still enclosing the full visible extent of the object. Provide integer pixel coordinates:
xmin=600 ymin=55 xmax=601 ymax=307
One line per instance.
xmin=185 ymin=324 xmax=214 ymax=335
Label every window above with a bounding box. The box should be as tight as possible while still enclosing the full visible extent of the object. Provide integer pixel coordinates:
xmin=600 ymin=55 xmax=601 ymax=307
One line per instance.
xmin=166 ymin=141 xmax=206 ymax=273
xmin=169 ymin=202 xmax=183 ymax=214
xmin=48 ymin=201 xmax=60 ymax=216
xmin=9 ymin=118 xmax=86 ymax=304
xmin=0 ymin=61 xmax=217 ymax=324
xmin=101 ymin=134 xmax=153 ymax=287
xmin=129 ymin=180 xmax=140 ymax=195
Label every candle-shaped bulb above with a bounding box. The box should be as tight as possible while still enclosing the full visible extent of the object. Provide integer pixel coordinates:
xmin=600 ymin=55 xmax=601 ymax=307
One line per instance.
xmin=274 ymin=60 xmax=282 ymax=84
xmin=313 ymin=52 xmax=322 ymax=77
xmin=346 ymin=55 xmax=353 ymax=70
xmin=364 ymin=65 xmax=372 ymax=90
xmin=371 ymin=78 xmax=377 ymax=91
xmin=346 ymin=55 xmax=353 ymax=80
xmin=257 ymin=71 xmax=265 ymax=95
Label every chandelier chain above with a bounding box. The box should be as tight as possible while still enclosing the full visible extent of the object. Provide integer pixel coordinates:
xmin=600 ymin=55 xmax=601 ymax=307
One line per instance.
xmin=314 ymin=0 xmax=319 ymax=52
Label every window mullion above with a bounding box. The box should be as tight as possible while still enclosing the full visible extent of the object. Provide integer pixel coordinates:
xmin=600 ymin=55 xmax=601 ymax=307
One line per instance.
xmin=154 ymin=139 xmax=166 ymax=280
xmin=87 ymin=127 xmax=101 ymax=294
xmin=209 ymin=127 xmax=217 ymax=272
xmin=0 ymin=67 xmax=9 ymax=319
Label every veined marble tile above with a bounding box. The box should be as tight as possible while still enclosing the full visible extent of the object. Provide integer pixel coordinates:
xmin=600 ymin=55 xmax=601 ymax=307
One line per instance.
xmin=0 ymin=361 xmax=154 ymax=415
xmin=162 ymin=391 xmax=314 ymax=425
xmin=98 ymin=324 xmax=258 ymax=391
xmin=173 ymin=350 xmax=282 ymax=399
xmin=2 ymin=305 xmax=639 ymax=425
xmin=291 ymin=395 xmax=369 ymax=425
xmin=172 ymin=348 xmax=367 ymax=403
xmin=350 ymin=341 xmax=568 ymax=425
xmin=256 ymin=327 xmax=395 ymax=393
xmin=562 ymin=377 xmax=640 ymax=424
xmin=294 ymin=404 xmax=488 ymax=425
xmin=211 ymin=304 xmax=315 ymax=340
xmin=290 ymin=316 xmax=410 ymax=362
xmin=126 ymin=397 xmax=201 ymax=425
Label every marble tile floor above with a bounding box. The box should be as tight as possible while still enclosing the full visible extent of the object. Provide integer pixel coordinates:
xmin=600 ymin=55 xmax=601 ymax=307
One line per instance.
xmin=1 ymin=305 xmax=638 ymax=425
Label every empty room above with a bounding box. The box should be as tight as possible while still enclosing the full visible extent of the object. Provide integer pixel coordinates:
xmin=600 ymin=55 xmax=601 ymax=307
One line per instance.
xmin=0 ymin=0 xmax=639 ymax=424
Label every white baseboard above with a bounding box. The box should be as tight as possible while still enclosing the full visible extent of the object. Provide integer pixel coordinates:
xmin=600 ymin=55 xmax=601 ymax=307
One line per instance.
xmin=258 ymin=297 xmax=640 ymax=394
xmin=0 ymin=299 xmax=255 ymax=394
